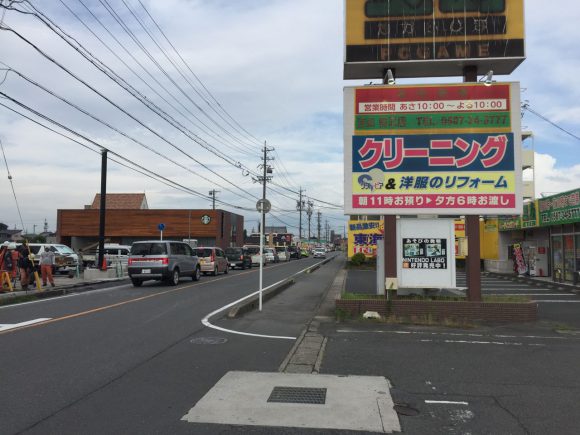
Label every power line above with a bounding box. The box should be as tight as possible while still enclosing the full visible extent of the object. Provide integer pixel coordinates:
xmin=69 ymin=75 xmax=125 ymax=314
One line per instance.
xmin=0 ymin=24 xmax=260 ymax=201
xmin=0 ymin=137 xmax=26 ymax=232
xmin=522 ymin=102 xmax=580 ymax=143
xmin=1 ymin=66 xmax=258 ymax=204
xmin=0 ymin=99 xmax=257 ymax=212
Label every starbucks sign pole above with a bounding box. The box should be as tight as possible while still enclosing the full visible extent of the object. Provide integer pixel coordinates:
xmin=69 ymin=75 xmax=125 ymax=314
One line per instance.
xmin=256 ymin=198 xmax=271 ymax=311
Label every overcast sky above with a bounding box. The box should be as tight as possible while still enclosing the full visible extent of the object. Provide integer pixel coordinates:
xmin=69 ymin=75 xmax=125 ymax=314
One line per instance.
xmin=1 ymin=0 xmax=579 ymax=236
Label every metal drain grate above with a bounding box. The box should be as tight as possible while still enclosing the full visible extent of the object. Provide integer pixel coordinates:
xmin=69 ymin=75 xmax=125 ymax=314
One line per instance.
xmin=267 ymin=386 xmax=327 ymax=405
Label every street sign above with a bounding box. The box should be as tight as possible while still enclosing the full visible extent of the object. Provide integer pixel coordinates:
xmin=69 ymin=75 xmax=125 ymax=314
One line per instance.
xmin=256 ymin=199 xmax=271 ymax=214
xmin=157 ymin=223 xmax=165 ymax=231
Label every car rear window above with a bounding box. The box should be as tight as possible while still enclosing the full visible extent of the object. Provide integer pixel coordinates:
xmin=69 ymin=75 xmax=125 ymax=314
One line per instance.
xmin=195 ymin=248 xmax=213 ymax=257
xmin=245 ymin=246 xmax=260 ymax=255
xmin=131 ymin=243 xmax=167 ymax=256
xmin=225 ymin=248 xmax=242 ymax=255
xmin=275 ymin=247 xmax=286 ymax=252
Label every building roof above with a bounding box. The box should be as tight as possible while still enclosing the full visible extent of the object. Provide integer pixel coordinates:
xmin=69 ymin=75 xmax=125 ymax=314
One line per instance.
xmin=89 ymin=193 xmax=148 ymax=210
xmin=265 ymin=226 xmax=288 ymax=234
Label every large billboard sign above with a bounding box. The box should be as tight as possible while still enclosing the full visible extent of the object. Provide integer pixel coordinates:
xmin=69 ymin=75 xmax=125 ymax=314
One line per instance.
xmin=344 ymin=0 xmax=525 ymax=79
xmin=344 ymin=82 xmax=522 ymax=215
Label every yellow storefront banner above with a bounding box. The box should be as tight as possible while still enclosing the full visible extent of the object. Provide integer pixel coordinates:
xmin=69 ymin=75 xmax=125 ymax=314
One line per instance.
xmin=352 ymin=171 xmax=515 ymax=195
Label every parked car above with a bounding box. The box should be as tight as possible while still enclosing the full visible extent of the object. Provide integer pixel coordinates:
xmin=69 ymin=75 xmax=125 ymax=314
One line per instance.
xmin=128 ymin=240 xmax=200 ymax=286
xmin=287 ymin=246 xmax=300 ymax=259
xmin=225 ymin=247 xmax=252 ymax=270
xmin=244 ymin=245 xmax=266 ymax=266
xmin=99 ymin=243 xmax=131 ymax=267
xmin=275 ymin=246 xmax=290 ymax=262
xmin=264 ymin=247 xmax=280 ymax=263
xmin=27 ymin=243 xmax=79 ymax=274
xmin=313 ymin=248 xmax=326 ymax=258
xmin=195 ymin=247 xmax=229 ymax=276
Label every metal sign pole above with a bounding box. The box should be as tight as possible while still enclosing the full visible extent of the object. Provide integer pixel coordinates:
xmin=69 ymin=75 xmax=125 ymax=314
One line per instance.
xmin=259 ymin=208 xmax=264 ymax=311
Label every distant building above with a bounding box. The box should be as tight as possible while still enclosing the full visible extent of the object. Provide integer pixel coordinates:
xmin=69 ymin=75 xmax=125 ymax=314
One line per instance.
xmin=86 ymin=193 xmax=149 ymax=210
xmin=0 ymin=223 xmax=23 ymax=243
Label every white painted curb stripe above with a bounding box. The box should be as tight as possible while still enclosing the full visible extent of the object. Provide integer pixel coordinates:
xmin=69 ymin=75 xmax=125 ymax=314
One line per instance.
xmin=0 ymin=318 xmax=52 ymax=332
xmin=425 ymin=400 xmax=469 ymax=405
xmin=201 ymin=260 xmax=328 ymax=340
xmin=201 ymin=279 xmax=295 ymax=340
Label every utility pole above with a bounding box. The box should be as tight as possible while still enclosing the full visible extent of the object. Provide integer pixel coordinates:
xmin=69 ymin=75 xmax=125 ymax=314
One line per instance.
xmin=325 ymin=219 xmax=329 ymax=244
xmin=306 ymin=200 xmax=313 ymax=241
xmin=296 ymin=188 xmax=305 ymax=243
xmin=208 ymin=189 xmax=220 ymax=210
xmin=44 ymin=219 xmax=48 ymax=233
xmin=97 ymin=149 xmax=108 ymax=271
xmin=317 ymin=211 xmax=322 ymax=242
xmin=253 ymin=141 xmax=273 ymax=311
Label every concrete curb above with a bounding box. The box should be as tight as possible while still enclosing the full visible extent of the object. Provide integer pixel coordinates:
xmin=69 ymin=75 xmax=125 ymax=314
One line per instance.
xmin=227 ymin=256 xmax=334 ymax=318
xmin=279 ymin=259 xmax=348 ymax=374
xmin=0 ymin=277 xmax=130 ymax=303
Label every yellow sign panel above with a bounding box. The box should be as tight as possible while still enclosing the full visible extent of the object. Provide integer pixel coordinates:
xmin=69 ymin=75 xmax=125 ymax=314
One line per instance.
xmin=344 ymin=0 xmax=525 ymax=79
xmin=348 ymin=220 xmax=384 ymax=258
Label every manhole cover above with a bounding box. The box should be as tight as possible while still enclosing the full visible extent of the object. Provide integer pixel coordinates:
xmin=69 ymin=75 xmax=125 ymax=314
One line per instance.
xmin=394 ymin=403 xmax=420 ymax=416
xmin=190 ymin=337 xmax=228 ymax=345
xmin=267 ymin=386 xmax=327 ymax=405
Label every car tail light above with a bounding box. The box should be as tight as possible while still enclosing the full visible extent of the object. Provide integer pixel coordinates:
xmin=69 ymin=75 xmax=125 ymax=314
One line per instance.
xmin=128 ymin=258 xmax=133 ymax=266
xmin=240 ymin=255 xmax=244 ymax=260
xmin=211 ymin=252 xmax=215 ymax=262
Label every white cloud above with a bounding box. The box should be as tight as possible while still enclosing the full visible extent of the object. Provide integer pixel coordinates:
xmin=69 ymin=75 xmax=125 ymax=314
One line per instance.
xmin=533 ymin=152 xmax=580 ymax=197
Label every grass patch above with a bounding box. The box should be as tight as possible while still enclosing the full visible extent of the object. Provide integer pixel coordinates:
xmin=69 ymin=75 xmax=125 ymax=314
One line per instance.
xmin=482 ymin=295 xmax=531 ymax=303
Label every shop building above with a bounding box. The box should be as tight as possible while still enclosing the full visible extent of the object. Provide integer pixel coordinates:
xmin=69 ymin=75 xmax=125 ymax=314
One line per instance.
xmin=57 ymin=194 xmax=244 ymax=251
xmin=497 ymin=188 xmax=580 ymax=283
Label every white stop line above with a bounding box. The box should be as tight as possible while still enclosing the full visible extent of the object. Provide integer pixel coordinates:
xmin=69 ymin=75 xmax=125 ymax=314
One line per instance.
xmin=0 ymin=318 xmax=52 ymax=332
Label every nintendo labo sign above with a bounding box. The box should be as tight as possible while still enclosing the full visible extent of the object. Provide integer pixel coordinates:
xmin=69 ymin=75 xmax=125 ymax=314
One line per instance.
xmin=344 ymin=0 xmax=525 ymax=79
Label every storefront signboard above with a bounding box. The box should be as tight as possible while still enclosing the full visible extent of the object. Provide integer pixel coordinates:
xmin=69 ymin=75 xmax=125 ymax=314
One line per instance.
xmin=538 ymin=188 xmax=580 ymax=226
xmin=344 ymin=0 xmax=525 ymax=79
xmin=344 ymin=83 xmax=522 ymax=215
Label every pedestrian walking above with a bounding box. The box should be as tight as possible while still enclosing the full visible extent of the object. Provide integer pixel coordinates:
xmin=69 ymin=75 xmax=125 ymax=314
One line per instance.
xmin=17 ymin=243 xmax=32 ymax=290
xmin=39 ymin=247 xmax=56 ymax=287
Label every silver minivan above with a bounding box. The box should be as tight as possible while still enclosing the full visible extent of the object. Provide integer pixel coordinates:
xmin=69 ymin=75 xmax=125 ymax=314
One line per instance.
xmin=128 ymin=241 xmax=201 ymax=287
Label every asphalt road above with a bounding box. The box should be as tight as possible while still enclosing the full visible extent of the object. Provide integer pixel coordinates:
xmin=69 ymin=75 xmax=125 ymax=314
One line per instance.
xmin=0 ymin=256 xmax=340 ymax=435
xmin=320 ymin=271 xmax=580 ymax=435
xmin=3 ymin=258 xmax=580 ymax=434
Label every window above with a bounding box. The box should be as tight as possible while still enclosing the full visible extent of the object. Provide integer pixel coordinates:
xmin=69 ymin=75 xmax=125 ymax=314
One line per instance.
xmin=171 ymin=243 xmax=186 ymax=255
xmin=131 ymin=243 xmax=167 ymax=256
xmin=439 ymin=0 xmax=505 ymax=13
xmin=365 ymin=0 xmax=433 ymax=17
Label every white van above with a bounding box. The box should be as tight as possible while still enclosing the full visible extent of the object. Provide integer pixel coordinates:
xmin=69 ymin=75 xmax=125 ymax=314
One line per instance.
xmin=28 ymin=243 xmax=79 ymax=274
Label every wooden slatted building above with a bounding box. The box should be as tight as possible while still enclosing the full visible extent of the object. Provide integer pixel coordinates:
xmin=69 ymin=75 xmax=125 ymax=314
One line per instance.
xmin=57 ymin=194 xmax=244 ymax=250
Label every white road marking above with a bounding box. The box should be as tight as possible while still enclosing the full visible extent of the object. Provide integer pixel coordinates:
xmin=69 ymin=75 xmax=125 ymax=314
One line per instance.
xmin=0 ymin=318 xmax=52 ymax=332
xmin=201 ymin=260 xmax=328 ymax=340
xmin=420 ymin=339 xmax=545 ymax=347
xmin=337 ymin=329 xmax=571 ymax=341
xmin=532 ymin=300 xmax=580 ymax=303
xmin=425 ymin=400 xmax=469 ymax=405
